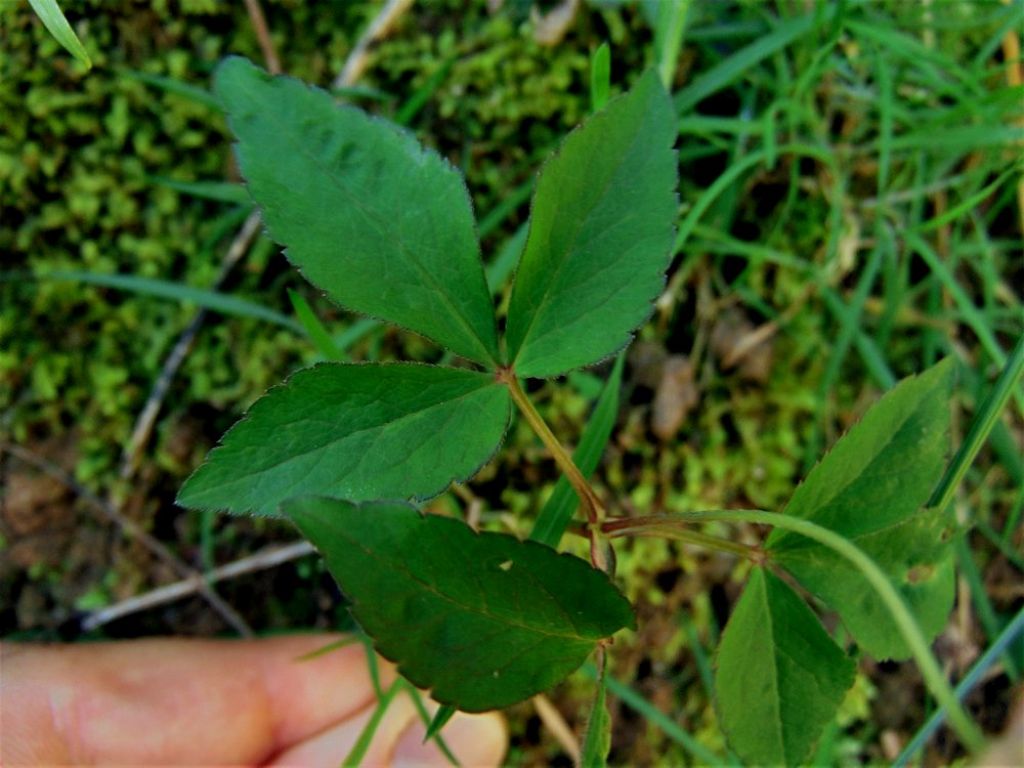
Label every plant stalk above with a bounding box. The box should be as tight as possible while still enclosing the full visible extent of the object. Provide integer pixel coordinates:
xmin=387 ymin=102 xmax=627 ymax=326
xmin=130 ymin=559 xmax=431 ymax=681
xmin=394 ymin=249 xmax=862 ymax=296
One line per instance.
xmin=498 ymin=369 xmax=606 ymax=525
xmin=611 ymin=525 xmax=761 ymax=561
xmin=603 ymin=510 xmax=987 ymax=754
xmin=498 ymin=368 xmax=609 ymax=571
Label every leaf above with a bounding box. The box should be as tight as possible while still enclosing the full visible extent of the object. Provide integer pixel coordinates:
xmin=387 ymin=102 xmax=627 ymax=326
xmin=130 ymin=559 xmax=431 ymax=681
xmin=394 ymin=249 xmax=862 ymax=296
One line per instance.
xmin=214 ymin=57 xmax=500 ymax=368
xmin=504 ymin=69 xmax=678 ymax=378
xmin=285 ymin=498 xmax=636 ymax=712
xmin=28 ymin=0 xmax=91 ymax=68
xmin=177 ymin=363 xmax=510 ymax=516
xmin=530 ymin=354 xmax=623 ymax=547
xmin=767 ymin=358 xmax=957 ymax=659
xmin=580 ymin=673 xmax=612 ymax=768
xmin=714 ymin=568 xmax=856 ymax=767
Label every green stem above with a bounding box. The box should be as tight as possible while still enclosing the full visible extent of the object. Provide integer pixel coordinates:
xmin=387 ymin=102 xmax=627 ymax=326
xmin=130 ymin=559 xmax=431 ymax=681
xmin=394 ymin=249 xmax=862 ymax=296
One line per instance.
xmin=929 ymin=334 xmax=1024 ymax=513
xmin=603 ymin=510 xmax=987 ymax=754
xmin=610 ymin=525 xmax=760 ymax=561
xmin=498 ymin=369 xmax=605 ymax=524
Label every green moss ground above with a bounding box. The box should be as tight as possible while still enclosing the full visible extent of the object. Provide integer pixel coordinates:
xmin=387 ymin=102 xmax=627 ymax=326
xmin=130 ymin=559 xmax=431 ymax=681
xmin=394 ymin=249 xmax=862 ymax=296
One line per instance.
xmin=2 ymin=1 xmax=1022 ymax=765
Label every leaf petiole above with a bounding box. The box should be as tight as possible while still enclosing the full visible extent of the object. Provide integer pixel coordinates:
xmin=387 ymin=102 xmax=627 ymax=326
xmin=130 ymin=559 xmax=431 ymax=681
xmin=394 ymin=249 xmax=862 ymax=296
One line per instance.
xmin=497 ymin=367 xmax=610 ymax=570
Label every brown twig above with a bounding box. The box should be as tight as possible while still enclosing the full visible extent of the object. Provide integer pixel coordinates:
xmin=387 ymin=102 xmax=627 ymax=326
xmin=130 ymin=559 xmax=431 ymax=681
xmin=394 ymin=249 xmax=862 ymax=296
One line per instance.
xmin=0 ymin=443 xmax=254 ymax=637
xmin=80 ymin=540 xmax=316 ymax=632
xmin=243 ymin=0 xmax=282 ymax=74
xmin=333 ymin=0 xmax=415 ymax=89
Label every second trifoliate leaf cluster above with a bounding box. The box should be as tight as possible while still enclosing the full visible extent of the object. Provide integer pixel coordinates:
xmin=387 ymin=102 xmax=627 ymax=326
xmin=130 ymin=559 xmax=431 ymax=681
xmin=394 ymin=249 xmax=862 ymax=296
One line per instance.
xmin=178 ymin=57 xmax=678 ymax=710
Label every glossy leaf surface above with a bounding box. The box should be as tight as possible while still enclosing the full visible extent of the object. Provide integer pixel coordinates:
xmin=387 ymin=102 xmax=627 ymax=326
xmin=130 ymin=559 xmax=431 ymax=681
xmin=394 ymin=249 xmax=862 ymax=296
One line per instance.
xmin=505 ymin=69 xmax=678 ymax=378
xmin=286 ymin=498 xmax=636 ymax=712
xmin=767 ymin=359 xmax=956 ymax=659
xmin=215 ymin=57 xmax=500 ymax=366
xmin=178 ymin=363 xmax=509 ymax=516
xmin=715 ymin=568 xmax=855 ymax=766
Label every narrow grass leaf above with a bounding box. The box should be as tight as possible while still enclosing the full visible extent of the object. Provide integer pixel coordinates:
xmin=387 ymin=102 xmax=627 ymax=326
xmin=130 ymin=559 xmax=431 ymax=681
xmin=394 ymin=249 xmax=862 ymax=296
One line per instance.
xmin=28 ymin=0 xmax=91 ymax=68
xmin=425 ymin=704 xmax=457 ymax=741
xmin=580 ymin=673 xmax=612 ymax=768
xmin=768 ymin=359 xmax=957 ymax=659
xmin=714 ymin=568 xmax=856 ymax=766
xmin=590 ymin=43 xmax=611 ymax=112
xmin=287 ymin=289 xmax=343 ymax=360
xmin=674 ymin=9 xmax=825 ymax=114
xmin=286 ymin=499 xmax=636 ymax=712
xmin=530 ymin=355 xmax=623 ymax=547
xmin=214 ymin=57 xmax=501 ymax=367
xmin=146 ymin=175 xmax=251 ymax=205
xmin=120 ymin=68 xmax=222 ymax=110
xmin=505 ymin=70 xmax=677 ymax=378
xmin=342 ymin=678 xmax=403 ymax=767
xmin=178 ymin=364 xmax=510 ymax=516
xmin=19 ymin=269 xmax=301 ymax=332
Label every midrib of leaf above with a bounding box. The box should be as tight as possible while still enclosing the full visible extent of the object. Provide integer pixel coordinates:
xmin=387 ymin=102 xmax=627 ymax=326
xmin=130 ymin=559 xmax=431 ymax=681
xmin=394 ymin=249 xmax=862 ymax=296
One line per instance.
xmin=338 ymin=524 xmax=602 ymax=642
xmin=202 ymin=379 xmax=498 ymax=490
xmin=761 ymin=574 xmax=788 ymax=764
xmin=238 ymin=77 xmax=496 ymax=366
xmin=510 ymin=108 xmax=652 ymax=365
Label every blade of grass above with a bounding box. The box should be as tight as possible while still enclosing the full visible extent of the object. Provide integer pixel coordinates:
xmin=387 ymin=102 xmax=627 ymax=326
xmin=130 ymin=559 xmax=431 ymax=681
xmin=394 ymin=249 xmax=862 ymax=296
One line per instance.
xmin=955 ymin=535 xmax=1020 ymax=680
xmin=906 ymin=231 xmax=1011 ymax=372
xmin=485 ymin=222 xmax=528 ymax=295
xmin=7 ymin=269 xmax=302 ymax=332
xmin=287 ymin=289 xmax=344 ymax=360
xmin=394 ymin=56 xmax=455 ymax=126
xmin=477 ymin=176 xmax=534 ymax=239
xmin=118 ymin=68 xmax=222 ymax=110
xmin=146 ymin=175 xmax=251 ymax=205
xmin=929 ymin=333 xmax=1024 ymax=515
xmin=406 ymin=689 xmax=460 ymax=766
xmin=894 ymin=606 xmax=1024 ymax=767
xmin=342 ymin=678 xmax=403 ymax=767
xmin=27 ymin=0 xmax=91 ymax=68
xmin=674 ymin=7 xmax=831 ymax=114
xmin=581 ymin=663 xmax=727 ymax=766
xmin=426 ymin=704 xmax=457 ymax=741
xmin=653 ymin=0 xmax=692 ymax=87
xmin=805 ymin=249 xmax=885 ymax=469
xmin=590 ymin=42 xmax=611 ymax=112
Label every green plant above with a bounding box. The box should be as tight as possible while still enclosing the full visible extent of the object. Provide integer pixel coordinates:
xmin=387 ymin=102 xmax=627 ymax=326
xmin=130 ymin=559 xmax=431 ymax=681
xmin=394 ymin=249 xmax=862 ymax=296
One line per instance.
xmin=175 ymin=56 xmax=999 ymax=765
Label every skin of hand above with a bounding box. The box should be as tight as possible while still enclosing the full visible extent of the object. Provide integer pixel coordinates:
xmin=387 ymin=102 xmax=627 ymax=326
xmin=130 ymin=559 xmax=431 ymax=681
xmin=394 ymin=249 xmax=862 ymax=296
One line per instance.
xmin=0 ymin=634 xmax=507 ymax=767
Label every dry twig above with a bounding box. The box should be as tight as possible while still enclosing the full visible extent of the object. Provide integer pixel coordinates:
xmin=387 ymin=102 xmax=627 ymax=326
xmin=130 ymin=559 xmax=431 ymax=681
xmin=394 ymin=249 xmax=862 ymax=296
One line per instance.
xmin=81 ymin=541 xmax=316 ymax=632
xmin=333 ymin=0 xmax=415 ymax=89
xmin=0 ymin=443 xmax=253 ymax=637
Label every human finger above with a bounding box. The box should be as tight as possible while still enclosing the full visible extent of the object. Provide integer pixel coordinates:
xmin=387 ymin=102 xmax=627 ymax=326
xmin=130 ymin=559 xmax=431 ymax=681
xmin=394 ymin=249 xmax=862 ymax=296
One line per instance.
xmin=0 ymin=634 xmax=390 ymax=765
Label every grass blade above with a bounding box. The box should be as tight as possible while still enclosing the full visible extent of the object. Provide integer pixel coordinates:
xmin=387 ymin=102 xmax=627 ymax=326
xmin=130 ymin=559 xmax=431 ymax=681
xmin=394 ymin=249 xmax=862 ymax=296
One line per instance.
xmin=287 ymin=289 xmax=344 ymax=360
xmin=674 ymin=9 xmax=828 ymax=114
xmin=146 ymin=175 xmax=251 ymax=205
xmin=28 ymin=0 xmax=91 ymax=68
xmin=590 ymin=42 xmax=611 ymax=112
xmin=118 ymin=68 xmax=221 ymax=110
xmin=9 ymin=269 xmax=301 ymax=332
